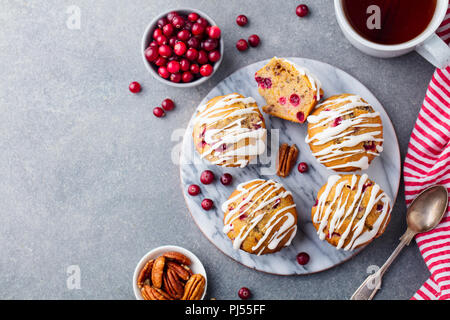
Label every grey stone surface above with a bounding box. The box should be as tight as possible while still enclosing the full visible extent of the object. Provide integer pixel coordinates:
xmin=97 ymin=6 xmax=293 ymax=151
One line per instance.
xmin=0 ymin=0 xmax=433 ymax=299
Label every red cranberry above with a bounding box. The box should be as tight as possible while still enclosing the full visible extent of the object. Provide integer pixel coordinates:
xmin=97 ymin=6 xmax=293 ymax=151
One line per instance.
xmin=153 ymin=107 xmax=165 ymax=118
xmin=296 ymin=252 xmax=310 ymax=265
xmin=154 ymin=56 xmax=167 ymax=67
xmin=290 ymin=94 xmax=300 ymax=106
xmin=188 ymin=184 xmax=201 ymax=196
xmin=200 ymin=64 xmax=213 ymax=77
xmin=168 ymin=36 xmax=177 ymax=47
xmin=188 ymin=12 xmax=199 ymax=22
xmin=208 ymin=50 xmax=221 ymax=62
xmin=177 ymin=29 xmax=190 ymax=41
xmin=200 ymin=170 xmax=215 ymax=184
xmin=279 ymin=97 xmax=287 ymax=105
xmin=238 ymin=287 xmax=251 ymax=299
xmin=298 ymin=162 xmax=308 ymax=173
xmin=174 ymin=41 xmax=187 ymax=56
xmin=190 ymin=63 xmax=200 ymax=74
xmin=296 ymin=4 xmax=309 ymax=17
xmin=144 ymin=47 xmax=159 ymax=62
xmin=363 ymin=141 xmax=376 ymax=151
xmin=129 ymin=81 xmax=141 ymax=93
xmin=171 ymin=16 xmax=185 ymax=29
xmin=184 ymin=21 xmax=193 ymax=31
xmin=170 ymin=73 xmax=181 ymax=83
xmin=297 ymin=111 xmax=305 ymax=123
xmin=158 ymin=66 xmax=170 ymax=79
xmin=192 ymin=23 xmax=205 ymax=35
xmin=331 ymin=116 xmax=342 ymax=127
xmin=248 ymin=34 xmax=260 ymax=47
xmin=196 ymin=17 xmax=209 ymax=27
xmin=186 ymin=48 xmax=199 ymax=61
xmin=236 ymin=15 xmax=248 ymax=26
xmin=197 ymin=50 xmax=209 ymax=64
xmin=208 ymin=26 xmax=221 ymax=39
xmin=161 ymin=98 xmax=175 ymax=111
xmin=182 ymin=71 xmax=194 ymax=83
xmin=236 ymin=39 xmax=249 ymax=51
xmin=167 ymin=11 xmax=178 ymax=22
xmin=157 ymin=17 xmax=169 ymax=28
xmin=180 ymin=58 xmax=190 ymax=71
xmin=167 ymin=60 xmax=180 ymax=73
xmin=201 ymin=199 xmax=214 ymax=210
xmin=163 ymin=23 xmax=174 ymax=37
xmin=158 ymin=44 xmax=172 ymax=57
xmin=148 ymin=40 xmax=158 ymax=48
xmin=187 ymin=37 xmax=200 ymax=49
xmin=220 ymin=173 xmax=233 ymax=186
xmin=153 ymin=28 xmax=163 ymax=39
xmin=156 ymin=35 xmax=168 ymax=45
xmin=202 ymin=38 xmax=218 ymax=51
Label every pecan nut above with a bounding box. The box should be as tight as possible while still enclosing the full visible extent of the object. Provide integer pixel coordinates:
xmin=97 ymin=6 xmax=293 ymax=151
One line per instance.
xmin=164 ymin=269 xmax=184 ymax=299
xmin=181 ymin=274 xmax=205 ymax=300
xmin=167 ymin=261 xmax=191 ymax=281
xmin=277 ymin=143 xmax=299 ymax=177
xmin=137 ymin=259 xmax=154 ymax=289
xmin=162 ymin=251 xmax=191 ymax=266
xmin=151 ymin=256 xmax=165 ymax=289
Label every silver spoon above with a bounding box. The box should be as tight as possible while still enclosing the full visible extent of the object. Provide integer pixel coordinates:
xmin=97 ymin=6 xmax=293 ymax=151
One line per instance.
xmin=351 ymin=185 xmax=448 ymax=300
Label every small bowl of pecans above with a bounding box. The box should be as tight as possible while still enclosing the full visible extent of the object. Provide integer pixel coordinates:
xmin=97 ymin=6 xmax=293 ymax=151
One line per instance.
xmin=133 ymin=245 xmax=207 ymax=300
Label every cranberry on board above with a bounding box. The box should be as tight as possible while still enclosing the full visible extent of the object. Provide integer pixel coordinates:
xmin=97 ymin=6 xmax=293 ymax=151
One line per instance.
xmin=298 ymin=162 xmax=309 ymax=173
xmin=200 ymin=170 xmax=215 ymax=184
xmin=153 ymin=107 xmax=165 ymax=118
xmin=296 ymin=252 xmax=310 ymax=265
xmin=161 ymin=98 xmax=175 ymax=111
xmin=248 ymin=34 xmax=260 ymax=47
xmin=187 ymin=184 xmax=201 ymax=196
xmin=128 ymin=81 xmax=141 ymax=93
xmin=220 ymin=173 xmax=233 ymax=186
xmin=236 ymin=39 xmax=249 ymax=51
xmin=296 ymin=4 xmax=309 ymax=17
xmin=201 ymin=199 xmax=214 ymax=210
xmin=238 ymin=287 xmax=251 ymax=299
xmin=236 ymin=14 xmax=248 ymax=26
xmin=200 ymin=64 xmax=213 ymax=77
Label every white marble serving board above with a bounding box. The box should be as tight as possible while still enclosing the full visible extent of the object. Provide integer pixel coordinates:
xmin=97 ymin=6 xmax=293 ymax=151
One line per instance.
xmin=179 ymin=58 xmax=401 ymax=275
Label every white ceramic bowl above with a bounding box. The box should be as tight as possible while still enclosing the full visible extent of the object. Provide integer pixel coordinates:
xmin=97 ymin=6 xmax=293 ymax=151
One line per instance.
xmin=141 ymin=8 xmax=224 ymax=88
xmin=132 ymin=245 xmax=207 ymax=300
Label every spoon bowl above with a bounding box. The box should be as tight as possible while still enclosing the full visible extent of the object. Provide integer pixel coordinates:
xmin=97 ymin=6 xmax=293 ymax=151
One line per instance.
xmin=406 ymin=185 xmax=448 ymax=234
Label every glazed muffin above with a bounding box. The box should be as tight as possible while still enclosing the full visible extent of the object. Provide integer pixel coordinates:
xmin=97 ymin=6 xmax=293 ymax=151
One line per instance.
xmin=192 ymin=93 xmax=266 ymax=168
xmin=222 ymin=179 xmax=298 ymax=255
xmin=312 ymin=174 xmax=391 ymax=251
xmin=255 ymin=57 xmax=323 ymax=123
xmin=305 ymin=94 xmax=384 ymax=172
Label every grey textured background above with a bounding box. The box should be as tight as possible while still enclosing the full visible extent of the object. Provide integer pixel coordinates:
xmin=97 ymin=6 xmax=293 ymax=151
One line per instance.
xmin=0 ymin=0 xmax=433 ymax=299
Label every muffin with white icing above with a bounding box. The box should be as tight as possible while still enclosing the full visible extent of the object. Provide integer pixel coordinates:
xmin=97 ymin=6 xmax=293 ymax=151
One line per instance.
xmin=255 ymin=57 xmax=323 ymax=123
xmin=192 ymin=93 xmax=266 ymax=168
xmin=306 ymin=94 xmax=384 ymax=172
xmin=222 ymin=179 xmax=298 ymax=255
xmin=312 ymin=174 xmax=391 ymax=251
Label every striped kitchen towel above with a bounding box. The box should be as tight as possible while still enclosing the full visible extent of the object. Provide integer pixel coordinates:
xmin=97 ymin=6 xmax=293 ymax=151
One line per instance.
xmin=406 ymin=7 xmax=450 ymax=301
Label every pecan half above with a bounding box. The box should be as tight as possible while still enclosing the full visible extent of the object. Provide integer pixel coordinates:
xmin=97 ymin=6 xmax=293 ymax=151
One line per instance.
xmin=151 ymin=256 xmax=165 ymax=289
xmin=142 ymin=284 xmax=157 ymax=300
xmin=277 ymin=143 xmax=299 ymax=178
xmin=167 ymin=261 xmax=191 ymax=281
xmin=151 ymin=286 xmax=173 ymax=300
xmin=137 ymin=259 xmax=154 ymax=289
xmin=162 ymin=251 xmax=191 ymax=266
xmin=181 ymin=274 xmax=205 ymax=300
xmin=164 ymin=269 xmax=184 ymax=299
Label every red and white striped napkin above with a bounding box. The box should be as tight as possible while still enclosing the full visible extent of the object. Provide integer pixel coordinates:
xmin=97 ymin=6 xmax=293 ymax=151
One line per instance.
xmin=405 ymin=7 xmax=450 ymax=300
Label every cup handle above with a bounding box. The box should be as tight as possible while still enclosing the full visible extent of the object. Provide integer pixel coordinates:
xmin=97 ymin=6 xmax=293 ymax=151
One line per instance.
xmin=416 ymin=33 xmax=450 ymax=69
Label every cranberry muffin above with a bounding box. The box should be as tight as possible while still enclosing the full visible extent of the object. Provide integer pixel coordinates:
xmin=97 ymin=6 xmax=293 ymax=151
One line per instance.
xmin=222 ymin=179 xmax=298 ymax=255
xmin=306 ymin=94 xmax=384 ymax=172
xmin=192 ymin=93 xmax=266 ymax=168
xmin=312 ymin=174 xmax=391 ymax=251
xmin=255 ymin=57 xmax=323 ymax=123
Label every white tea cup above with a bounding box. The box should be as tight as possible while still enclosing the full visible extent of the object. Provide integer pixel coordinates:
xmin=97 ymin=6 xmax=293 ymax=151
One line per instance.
xmin=334 ymin=0 xmax=450 ymax=69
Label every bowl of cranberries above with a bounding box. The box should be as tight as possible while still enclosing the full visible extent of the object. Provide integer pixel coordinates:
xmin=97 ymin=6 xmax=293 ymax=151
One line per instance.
xmin=142 ymin=9 xmax=224 ymax=87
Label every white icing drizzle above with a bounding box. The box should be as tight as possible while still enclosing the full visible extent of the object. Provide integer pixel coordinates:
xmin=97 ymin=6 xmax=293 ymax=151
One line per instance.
xmin=313 ymin=174 xmax=391 ymax=251
xmin=222 ymin=179 xmax=297 ymax=255
xmin=277 ymin=57 xmax=323 ymax=100
xmin=305 ymin=95 xmax=384 ymax=170
xmin=195 ymin=94 xmax=267 ymax=168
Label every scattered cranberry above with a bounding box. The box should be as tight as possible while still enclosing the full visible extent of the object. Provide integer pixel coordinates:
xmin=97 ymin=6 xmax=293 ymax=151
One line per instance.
xmin=188 ymin=184 xmax=201 ymax=196
xmin=129 ymin=81 xmax=141 ymax=93
xmin=290 ymin=94 xmax=300 ymax=106
xmin=177 ymin=29 xmax=190 ymax=41
xmin=171 ymin=16 xmax=185 ymax=29
xmin=188 ymin=12 xmax=199 ymax=22
xmin=220 ymin=173 xmax=233 ymax=186
xmin=158 ymin=66 xmax=170 ymax=79
xmin=297 ymin=111 xmax=305 ymax=123
xmin=248 ymin=34 xmax=260 ymax=47
xmin=170 ymin=73 xmax=181 ymax=83
xmin=182 ymin=71 xmax=194 ymax=83
xmin=163 ymin=23 xmax=174 ymax=37
xmin=208 ymin=26 xmax=221 ymax=39
xmin=190 ymin=63 xmax=200 ymax=74
xmin=174 ymin=41 xmax=187 ymax=56
xmin=144 ymin=47 xmax=159 ymax=62
xmin=296 ymin=252 xmax=310 ymax=265
xmin=166 ymin=60 xmax=180 ymax=73
xmin=186 ymin=48 xmax=199 ymax=61
xmin=298 ymin=162 xmax=308 ymax=173
xmin=158 ymin=44 xmax=172 ymax=57
xmin=236 ymin=15 xmax=248 ymax=26
xmin=238 ymin=287 xmax=251 ymax=299
xmin=201 ymin=199 xmax=214 ymax=210
xmin=236 ymin=39 xmax=249 ymax=51
xmin=200 ymin=64 xmax=213 ymax=77
xmin=153 ymin=107 xmax=165 ymax=118
xmin=296 ymin=4 xmax=309 ymax=17
xmin=161 ymin=98 xmax=175 ymax=111
xmin=200 ymin=170 xmax=215 ymax=184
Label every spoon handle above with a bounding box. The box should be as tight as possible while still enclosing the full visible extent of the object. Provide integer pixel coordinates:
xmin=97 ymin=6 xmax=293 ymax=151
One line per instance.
xmin=350 ymin=228 xmax=416 ymax=300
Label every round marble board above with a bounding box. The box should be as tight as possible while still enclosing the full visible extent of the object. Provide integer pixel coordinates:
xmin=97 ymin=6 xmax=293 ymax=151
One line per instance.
xmin=179 ymin=58 xmax=401 ymax=275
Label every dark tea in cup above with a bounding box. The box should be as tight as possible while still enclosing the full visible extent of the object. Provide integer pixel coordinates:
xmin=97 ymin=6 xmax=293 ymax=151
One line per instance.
xmin=342 ymin=0 xmax=437 ymax=45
